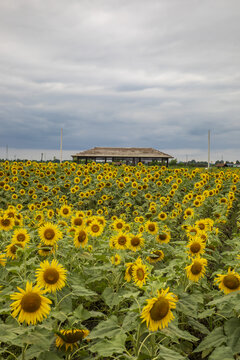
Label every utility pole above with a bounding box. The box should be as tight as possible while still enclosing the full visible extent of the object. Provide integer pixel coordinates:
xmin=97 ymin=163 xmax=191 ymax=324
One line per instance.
xmin=208 ymin=130 xmax=210 ymax=169
xmin=60 ymin=128 xmax=63 ymax=164
xmin=6 ymin=145 xmax=8 ymax=160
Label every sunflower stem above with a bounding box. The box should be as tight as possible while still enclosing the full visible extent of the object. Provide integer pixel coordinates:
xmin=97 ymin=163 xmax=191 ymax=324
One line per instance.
xmin=137 ymin=332 xmax=152 ymax=357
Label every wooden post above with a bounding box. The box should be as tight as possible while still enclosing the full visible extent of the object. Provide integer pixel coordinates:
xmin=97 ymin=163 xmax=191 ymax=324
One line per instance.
xmin=60 ymin=128 xmax=63 ymax=164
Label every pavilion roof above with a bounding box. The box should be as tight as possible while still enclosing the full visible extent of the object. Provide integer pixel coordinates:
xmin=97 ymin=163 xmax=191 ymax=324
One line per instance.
xmin=72 ymin=147 xmax=173 ymax=158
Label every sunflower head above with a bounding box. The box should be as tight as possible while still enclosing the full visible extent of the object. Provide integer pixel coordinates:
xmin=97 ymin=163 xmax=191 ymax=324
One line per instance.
xmin=55 ymin=329 xmax=89 ymax=351
xmin=36 ymin=259 xmax=67 ymax=293
xmin=185 ymin=258 xmax=207 ymax=282
xmin=39 ymin=222 xmax=62 ymax=245
xmin=215 ymin=268 xmax=240 ymax=294
xmin=74 ymin=228 xmax=88 ymax=248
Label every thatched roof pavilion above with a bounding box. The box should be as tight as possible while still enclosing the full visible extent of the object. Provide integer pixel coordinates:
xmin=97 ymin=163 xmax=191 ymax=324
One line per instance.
xmin=72 ymin=147 xmax=173 ymax=166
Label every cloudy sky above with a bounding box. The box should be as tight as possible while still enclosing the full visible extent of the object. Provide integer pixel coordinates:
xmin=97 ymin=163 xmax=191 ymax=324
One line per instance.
xmin=0 ymin=0 xmax=240 ymax=162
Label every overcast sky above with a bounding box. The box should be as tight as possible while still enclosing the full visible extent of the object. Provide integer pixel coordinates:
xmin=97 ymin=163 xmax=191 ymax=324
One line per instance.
xmin=0 ymin=0 xmax=240 ymax=162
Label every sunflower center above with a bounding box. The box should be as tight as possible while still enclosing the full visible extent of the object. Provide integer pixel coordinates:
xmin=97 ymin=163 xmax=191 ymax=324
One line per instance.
xmin=77 ymin=231 xmax=86 ymax=242
xmin=21 ymin=292 xmax=41 ymax=313
xmin=186 ymin=211 xmax=191 ymax=215
xmin=43 ymin=268 xmax=60 ymax=284
xmin=190 ymin=242 xmax=201 ymax=253
xmin=63 ymin=209 xmax=69 ymax=214
xmin=118 ymin=236 xmax=126 ymax=245
xmin=150 ymin=298 xmax=169 ymax=321
xmin=116 ymin=223 xmax=123 ymax=229
xmin=223 ymin=275 xmax=240 ymax=289
xmin=91 ymin=224 xmax=100 ymax=233
xmin=136 ymin=268 xmax=145 ymax=280
xmin=74 ymin=218 xmax=83 ymax=226
xmin=198 ymin=223 xmax=205 ymax=230
xmin=2 ymin=219 xmax=10 ymax=227
xmin=64 ymin=331 xmax=84 ymax=343
xmin=44 ymin=229 xmax=55 ymax=240
xmin=158 ymin=233 xmax=167 ymax=241
xmin=148 ymin=224 xmax=155 ymax=232
xmin=191 ymin=262 xmax=202 ymax=275
xmin=17 ymin=234 xmax=26 ymax=242
xmin=131 ymin=237 xmax=140 ymax=246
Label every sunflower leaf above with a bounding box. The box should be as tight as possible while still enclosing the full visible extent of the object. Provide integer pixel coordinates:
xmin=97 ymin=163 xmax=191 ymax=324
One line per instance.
xmin=156 ymin=344 xmax=187 ymax=360
xmin=208 ymin=346 xmax=234 ymax=360
xmin=224 ymin=318 xmax=240 ymax=354
xmin=89 ymin=332 xmax=127 ymax=356
xmin=194 ymin=327 xmax=226 ymax=353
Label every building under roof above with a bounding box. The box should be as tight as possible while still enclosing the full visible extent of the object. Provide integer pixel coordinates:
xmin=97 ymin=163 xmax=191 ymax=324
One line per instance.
xmin=71 ymin=147 xmax=173 ymax=166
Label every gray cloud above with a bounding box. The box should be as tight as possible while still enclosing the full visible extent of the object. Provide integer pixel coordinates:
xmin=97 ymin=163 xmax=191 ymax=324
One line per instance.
xmin=0 ymin=0 xmax=240 ymax=161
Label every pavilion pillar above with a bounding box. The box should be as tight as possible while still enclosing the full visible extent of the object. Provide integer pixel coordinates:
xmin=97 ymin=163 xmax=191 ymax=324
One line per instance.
xmin=104 ymin=157 xmax=107 ymax=163
xmin=85 ymin=158 xmax=88 ymax=165
xmin=166 ymin=158 xmax=169 ymax=167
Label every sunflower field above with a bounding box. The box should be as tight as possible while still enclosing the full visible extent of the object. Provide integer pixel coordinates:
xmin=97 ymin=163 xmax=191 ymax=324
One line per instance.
xmin=1 ymin=160 xmax=240 ymax=360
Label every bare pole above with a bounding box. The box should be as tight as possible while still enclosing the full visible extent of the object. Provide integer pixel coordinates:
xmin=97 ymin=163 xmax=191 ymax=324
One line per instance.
xmin=208 ymin=130 xmax=210 ymax=168
xmin=60 ymin=128 xmax=63 ymax=164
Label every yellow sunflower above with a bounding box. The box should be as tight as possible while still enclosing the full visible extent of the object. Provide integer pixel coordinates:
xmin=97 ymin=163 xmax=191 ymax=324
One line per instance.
xmin=128 ymin=233 xmax=144 ymax=252
xmin=59 ymin=204 xmax=72 ymax=218
xmin=38 ymin=222 xmax=62 ymax=245
xmin=38 ymin=243 xmax=56 ymax=257
xmin=36 ymin=259 xmax=67 ymax=293
xmin=55 ymin=329 xmax=89 ymax=351
xmin=74 ymin=228 xmax=88 ymax=248
xmin=0 ymin=253 xmax=7 ymax=266
xmin=186 ymin=238 xmax=205 ymax=257
xmin=158 ymin=212 xmax=167 ymax=221
xmin=71 ymin=215 xmax=85 ymax=228
xmin=5 ymin=242 xmax=25 ymax=259
xmin=111 ymin=254 xmax=121 ymax=265
xmin=112 ymin=218 xmax=126 ymax=232
xmin=185 ymin=258 xmax=207 ymax=282
xmin=124 ymin=262 xmax=134 ymax=282
xmin=132 ymin=258 xmax=149 ymax=288
xmin=156 ymin=231 xmax=171 ymax=244
xmin=184 ymin=208 xmax=194 ymax=218
xmin=10 ymin=281 xmax=51 ymax=325
xmin=0 ymin=216 xmax=14 ymax=231
xmin=88 ymin=220 xmax=104 ymax=237
xmin=12 ymin=228 xmax=30 ymax=244
xmin=147 ymin=250 xmax=164 ymax=263
xmin=141 ymin=288 xmax=178 ymax=331
xmin=214 ymin=268 xmax=240 ymax=294
xmin=114 ymin=232 xmax=130 ymax=250
xmin=186 ymin=226 xmax=199 ymax=240
xmin=145 ymin=221 xmax=158 ymax=235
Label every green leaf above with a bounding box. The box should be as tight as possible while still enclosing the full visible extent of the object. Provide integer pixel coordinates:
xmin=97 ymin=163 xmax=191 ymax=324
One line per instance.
xmin=71 ymin=284 xmax=98 ymax=297
xmin=156 ymin=345 xmax=186 ymax=360
xmin=88 ymin=316 xmax=121 ymax=339
xmin=224 ymin=318 xmax=240 ymax=354
xmin=194 ymin=327 xmax=226 ymax=353
xmin=102 ymin=287 xmax=120 ymax=308
xmin=89 ymin=332 xmax=127 ymax=356
xmin=74 ymin=304 xmax=91 ymax=321
xmin=38 ymin=351 xmax=63 ymax=360
xmin=188 ymin=318 xmax=210 ymax=335
xmin=162 ymin=323 xmax=199 ymax=343
xmin=208 ymin=346 xmax=234 ymax=360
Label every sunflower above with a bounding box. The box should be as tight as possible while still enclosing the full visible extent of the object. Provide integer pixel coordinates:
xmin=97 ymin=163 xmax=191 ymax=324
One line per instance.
xmin=38 ymin=222 xmax=62 ymax=245
xmin=12 ymin=228 xmax=30 ymax=244
xmin=114 ymin=232 xmax=130 ymax=250
xmin=186 ymin=238 xmax=205 ymax=257
xmin=112 ymin=218 xmax=126 ymax=232
xmin=71 ymin=215 xmax=85 ymax=228
xmin=74 ymin=228 xmax=88 ymax=248
xmin=59 ymin=204 xmax=72 ymax=218
xmin=111 ymin=254 xmax=121 ymax=265
xmin=5 ymin=242 xmax=24 ymax=259
xmin=10 ymin=281 xmax=51 ymax=325
xmin=186 ymin=226 xmax=199 ymax=240
xmin=0 ymin=216 xmax=14 ymax=231
xmin=0 ymin=253 xmax=7 ymax=266
xmin=214 ymin=268 xmax=240 ymax=294
xmin=156 ymin=231 xmax=171 ymax=244
xmin=128 ymin=233 xmax=144 ymax=252
xmin=145 ymin=221 xmax=158 ymax=235
xmin=147 ymin=250 xmax=164 ymax=263
xmin=185 ymin=258 xmax=207 ymax=282
xmin=38 ymin=243 xmax=56 ymax=257
xmin=132 ymin=258 xmax=149 ymax=288
xmin=88 ymin=220 xmax=104 ymax=237
xmin=158 ymin=212 xmax=167 ymax=221
xmin=124 ymin=262 xmax=134 ymax=282
xmin=141 ymin=288 xmax=178 ymax=331
xmin=184 ymin=208 xmax=194 ymax=218
xmin=36 ymin=259 xmax=67 ymax=293
xmin=55 ymin=329 xmax=89 ymax=351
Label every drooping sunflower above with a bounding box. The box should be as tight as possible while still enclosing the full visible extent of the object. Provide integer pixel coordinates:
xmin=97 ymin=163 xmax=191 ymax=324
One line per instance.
xmin=0 ymin=253 xmax=7 ymax=266
xmin=12 ymin=228 xmax=30 ymax=244
xmin=74 ymin=228 xmax=88 ymax=248
xmin=185 ymin=258 xmax=207 ymax=282
xmin=145 ymin=221 xmax=158 ymax=235
xmin=214 ymin=268 xmax=240 ymax=294
xmin=38 ymin=243 xmax=56 ymax=257
xmin=186 ymin=238 xmax=206 ymax=257
xmin=88 ymin=220 xmax=104 ymax=237
xmin=36 ymin=259 xmax=67 ymax=293
xmin=5 ymin=242 xmax=24 ymax=259
xmin=0 ymin=216 xmax=14 ymax=231
xmin=141 ymin=288 xmax=178 ymax=331
xmin=38 ymin=222 xmax=62 ymax=245
xmin=55 ymin=329 xmax=89 ymax=351
xmin=147 ymin=250 xmax=164 ymax=263
xmin=132 ymin=258 xmax=149 ymax=288
xmin=128 ymin=233 xmax=144 ymax=252
xmin=10 ymin=281 xmax=51 ymax=325
xmin=124 ymin=262 xmax=134 ymax=282
xmin=114 ymin=232 xmax=130 ymax=250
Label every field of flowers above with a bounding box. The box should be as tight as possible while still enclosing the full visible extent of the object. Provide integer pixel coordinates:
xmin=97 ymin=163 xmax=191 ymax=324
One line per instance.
xmin=0 ymin=160 xmax=240 ymax=360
